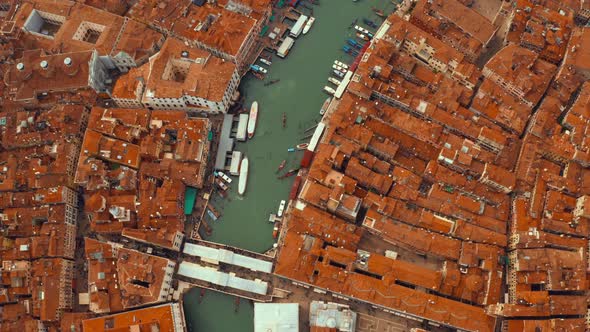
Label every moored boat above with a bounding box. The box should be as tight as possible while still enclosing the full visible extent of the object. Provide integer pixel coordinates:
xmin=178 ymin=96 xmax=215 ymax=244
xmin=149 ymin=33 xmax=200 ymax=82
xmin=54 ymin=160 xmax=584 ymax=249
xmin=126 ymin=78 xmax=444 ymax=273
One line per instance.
xmin=277 ymin=200 xmax=286 ymax=217
xmin=332 ymin=70 xmax=344 ymax=78
xmin=250 ymin=64 xmax=268 ymax=74
xmin=277 ymin=160 xmax=286 ymax=173
xmin=334 ymin=60 xmax=349 ymax=69
xmin=278 ymin=168 xmax=300 ymax=179
xmin=320 ymin=97 xmax=331 ymax=115
xmin=302 ymin=17 xmax=315 ymax=34
xmin=323 ymin=86 xmax=336 ymax=95
xmin=216 ymin=178 xmax=229 ymax=191
xmin=238 ymin=157 xmax=249 ymax=195
xmin=287 ymin=147 xmax=296 ymax=152
xmin=363 ymin=18 xmax=378 ymax=29
xmin=248 ymin=101 xmax=258 ymax=139
xmin=216 ymin=171 xmax=232 ymax=184
xmin=328 ymin=77 xmax=341 ymax=86
xmin=296 ymin=143 xmax=309 ymax=150
xmin=259 ymin=58 xmax=272 ymax=66
xmin=372 ymin=7 xmax=385 ymax=18
xmin=332 ymin=64 xmax=347 ymax=73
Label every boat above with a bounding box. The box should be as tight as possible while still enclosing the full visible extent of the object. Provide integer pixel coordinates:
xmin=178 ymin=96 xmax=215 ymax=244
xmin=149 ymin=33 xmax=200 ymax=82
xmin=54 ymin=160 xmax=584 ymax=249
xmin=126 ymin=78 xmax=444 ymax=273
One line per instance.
xmin=259 ymin=58 xmax=272 ymax=66
xmin=323 ymin=86 xmax=336 ymax=95
xmin=277 ymin=200 xmax=286 ymax=217
xmin=277 ymin=160 xmax=286 ymax=173
xmin=349 ymin=18 xmax=358 ymax=29
xmin=278 ymin=168 xmax=300 ymax=179
xmin=248 ymin=101 xmax=258 ymax=139
xmin=272 ymin=226 xmax=279 ymax=238
xmin=238 ymin=157 xmax=248 ymax=196
xmin=332 ymin=70 xmax=345 ymax=78
xmin=282 ymin=112 xmax=287 ymax=128
xmin=328 ymin=77 xmax=341 ymax=86
xmin=334 ymin=60 xmax=349 ymax=69
xmin=250 ymin=64 xmax=268 ymax=74
xmin=363 ymin=18 xmax=378 ymax=29
xmin=252 ymin=71 xmax=265 ymax=80
xmin=372 ymin=7 xmax=386 ymax=18
xmin=356 ymin=33 xmax=370 ymax=41
xmin=206 ymin=209 xmax=219 ymax=221
xmin=216 ymin=171 xmax=232 ymax=184
xmin=296 ymin=143 xmax=309 ymax=150
xmin=332 ymin=64 xmax=347 ymax=73
xmin=287 ymin=147 xmax=296 ymax=152
xmin=347 ymin=38 xmax=362 ymax=49
xmin=302 ymin=16 xmax=315 ymax=34
xmin=264 ymin=79 xmax=280 ymax=86
xmin=207 ymin=203 xmax=221 ymax=219
xmin=216 ymin=178 xmax=229 ymax=191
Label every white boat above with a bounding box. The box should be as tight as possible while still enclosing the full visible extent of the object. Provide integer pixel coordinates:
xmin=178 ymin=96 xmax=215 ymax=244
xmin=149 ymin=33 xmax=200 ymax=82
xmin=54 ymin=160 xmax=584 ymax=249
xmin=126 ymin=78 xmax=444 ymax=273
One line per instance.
xmin=302 ymin=17 xmax=315 ymax=35
xmin=332 ymin=64 xmax=346 ymax=73
xmin=277 ymin=200 xmax=286 ymax=217
xmin=328 ymin=77 xmax=341 ymax=86
xmin=217 ymin=171 xmax=232 ymax=184
xmin=248 ymin=101 xmax=258 ymax=139
xmin=323 ymin=86 xmax=336 ymax=95
xmin=334 ymin=60 xmax=349 ymax=69
xmin=260 ymin=58 xmax=272 ymax=66
xmin=238 ymin=157 xmax=249 ymax=196
xmin=320 ymin=97 xmax=331 ymax=115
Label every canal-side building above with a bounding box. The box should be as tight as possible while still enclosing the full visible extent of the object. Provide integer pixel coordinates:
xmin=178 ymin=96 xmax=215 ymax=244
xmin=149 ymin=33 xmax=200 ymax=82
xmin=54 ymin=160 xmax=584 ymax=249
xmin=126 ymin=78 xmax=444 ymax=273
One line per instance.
xmin=276 ymin=6 xmax=590 ymax=331
xmin=75 ymin=107 xmax=211 ymax=250
xmin=84 ymin=238 xmax=176 ymax=314
xmin=112 ymin=37 xmax=240 ymax=114
xmin=81 ymin=303 xmax=187 ymax=332
xmin=128 ymin=0 xmax=260 ymax=72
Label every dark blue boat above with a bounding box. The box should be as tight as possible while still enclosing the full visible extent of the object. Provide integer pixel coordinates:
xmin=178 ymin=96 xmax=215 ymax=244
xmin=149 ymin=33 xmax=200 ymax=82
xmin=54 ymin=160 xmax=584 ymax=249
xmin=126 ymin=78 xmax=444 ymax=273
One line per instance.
xmin=363 ymin=18 xmax=378 ymax=29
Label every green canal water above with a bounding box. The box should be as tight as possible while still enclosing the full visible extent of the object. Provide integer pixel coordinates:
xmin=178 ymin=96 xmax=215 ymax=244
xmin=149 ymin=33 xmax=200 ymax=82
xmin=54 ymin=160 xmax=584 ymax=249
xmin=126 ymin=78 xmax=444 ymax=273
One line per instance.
xmin=184 ymin=1 xmax=398 ymax=331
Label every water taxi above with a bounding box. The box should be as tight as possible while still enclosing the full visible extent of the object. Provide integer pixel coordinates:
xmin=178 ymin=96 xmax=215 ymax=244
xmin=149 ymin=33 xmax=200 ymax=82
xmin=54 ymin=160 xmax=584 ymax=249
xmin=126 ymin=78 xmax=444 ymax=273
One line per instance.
xmin=277 ymin=200 xmax=286 ymax=217
xmin=302 ymin=17 xmax=315 ymax=34
xmin=323 ymin=86 xmax=336 ymax=95
xmin=328 ymin=77 xmax=341 ymax=86
xmin=216 ymin=171 xmax=232 ymax=184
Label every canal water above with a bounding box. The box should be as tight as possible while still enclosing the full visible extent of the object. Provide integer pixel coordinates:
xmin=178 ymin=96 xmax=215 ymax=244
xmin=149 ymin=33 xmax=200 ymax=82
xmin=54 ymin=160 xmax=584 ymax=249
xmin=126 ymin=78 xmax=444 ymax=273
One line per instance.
xmin=184 ymin=1 xmax=398 ymax=331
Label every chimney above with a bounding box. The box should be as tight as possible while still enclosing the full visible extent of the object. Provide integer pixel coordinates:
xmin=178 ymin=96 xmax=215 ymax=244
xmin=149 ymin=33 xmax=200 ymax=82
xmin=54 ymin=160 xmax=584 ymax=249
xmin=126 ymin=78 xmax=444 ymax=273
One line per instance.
xmin=64 ymin=57 xmax=72 ymax=66
xmin=16 ymin=63 xmax=24 ymax=71
xmin=40 ymin=60 xmax=48 ymax=69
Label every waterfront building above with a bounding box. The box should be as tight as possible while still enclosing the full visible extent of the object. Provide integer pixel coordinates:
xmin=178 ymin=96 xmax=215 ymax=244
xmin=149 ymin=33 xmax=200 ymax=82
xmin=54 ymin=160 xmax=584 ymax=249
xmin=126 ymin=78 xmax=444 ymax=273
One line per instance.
xmin=81 ymin=303 xmax=187 ymax=332
xmin=254 ymin=303 xmax=299 ymax=332
xmin=112 ymin=37 xmax=240 ymax=114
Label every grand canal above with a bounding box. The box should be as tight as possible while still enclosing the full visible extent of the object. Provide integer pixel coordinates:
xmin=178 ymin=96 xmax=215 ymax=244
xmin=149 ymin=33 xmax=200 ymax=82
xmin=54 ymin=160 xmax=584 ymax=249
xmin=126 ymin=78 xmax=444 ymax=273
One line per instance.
xmin=184 ymin=1 xmax=398 ymax=331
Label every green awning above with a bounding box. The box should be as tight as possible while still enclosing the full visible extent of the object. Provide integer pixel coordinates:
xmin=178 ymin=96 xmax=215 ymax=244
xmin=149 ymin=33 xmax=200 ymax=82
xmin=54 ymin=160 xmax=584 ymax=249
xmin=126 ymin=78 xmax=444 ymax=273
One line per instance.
xmin=185 ymin=187 xmax=198 ymax=215
xmin=260 ymin=25 xmax=269 ymax=37
xmin=208 ymin=130 xmax=214 ymax=141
